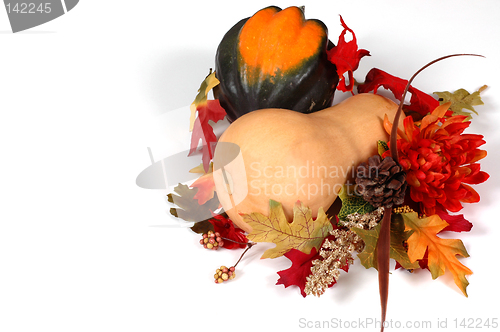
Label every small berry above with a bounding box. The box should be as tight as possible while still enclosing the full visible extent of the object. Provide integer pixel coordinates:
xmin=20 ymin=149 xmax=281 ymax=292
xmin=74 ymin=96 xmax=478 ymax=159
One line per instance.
xmin=200 ymin=231 xmax=224 ymax=249
xmin=214 ymin=265 xmax=236 ymax=283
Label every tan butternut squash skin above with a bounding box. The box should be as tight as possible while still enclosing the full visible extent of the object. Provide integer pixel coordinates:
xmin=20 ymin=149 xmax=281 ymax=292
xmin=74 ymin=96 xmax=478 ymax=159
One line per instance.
xmin=213 ymin=93 xmax=402 ymax=233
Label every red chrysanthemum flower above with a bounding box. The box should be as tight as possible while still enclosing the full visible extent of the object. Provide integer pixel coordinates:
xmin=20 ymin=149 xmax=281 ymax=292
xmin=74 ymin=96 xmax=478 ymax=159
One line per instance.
xmin=384 ymin=103 xmax=489 ymax=215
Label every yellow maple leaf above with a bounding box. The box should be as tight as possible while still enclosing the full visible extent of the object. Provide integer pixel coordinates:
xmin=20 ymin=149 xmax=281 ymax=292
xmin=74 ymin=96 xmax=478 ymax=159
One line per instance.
xmin=402 ymin=212 xmax=472 ymax=296
xmin=243 ymin=200 xmax=333 ymax=259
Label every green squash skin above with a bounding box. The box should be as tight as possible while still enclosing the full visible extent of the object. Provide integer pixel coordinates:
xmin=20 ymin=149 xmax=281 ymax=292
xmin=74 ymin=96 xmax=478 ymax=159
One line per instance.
xmin=214 ymin=7 xmax=339 ymax=123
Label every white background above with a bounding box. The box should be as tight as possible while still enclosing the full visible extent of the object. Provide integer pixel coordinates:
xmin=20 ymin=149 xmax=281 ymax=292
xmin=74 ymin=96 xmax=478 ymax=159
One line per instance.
xmin=1 ymin=1 xmax=500 ymax=331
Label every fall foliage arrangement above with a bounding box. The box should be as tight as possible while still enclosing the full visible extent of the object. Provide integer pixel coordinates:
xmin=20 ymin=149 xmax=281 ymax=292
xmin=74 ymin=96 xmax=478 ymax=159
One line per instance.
xmin=164 ymin=5 xmax=489 ymax=330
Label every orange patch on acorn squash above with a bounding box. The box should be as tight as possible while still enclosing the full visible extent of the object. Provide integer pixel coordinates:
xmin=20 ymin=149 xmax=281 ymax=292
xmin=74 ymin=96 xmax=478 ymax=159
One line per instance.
xmin=238 ymin=6 xmax=325 ymax=80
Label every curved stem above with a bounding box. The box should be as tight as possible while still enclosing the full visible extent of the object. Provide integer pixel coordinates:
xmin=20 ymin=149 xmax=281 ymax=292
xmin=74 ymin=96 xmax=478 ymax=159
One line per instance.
xmin=220 ymin=236 xmax=251 ymax=246
xmin=390 ymin=53 xmax=484 ymax=162
xmin=381 ymin=53 xmax=484 ymax=332
xmin=234 ymin=242 xmax=256 ymax=268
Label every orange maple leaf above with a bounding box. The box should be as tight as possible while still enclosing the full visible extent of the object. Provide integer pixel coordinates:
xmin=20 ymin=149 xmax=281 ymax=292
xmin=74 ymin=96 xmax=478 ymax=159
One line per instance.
xmin=402 ymin=212 xmax=472 ymax=296
xmin=189 ymin=163 xmax=215 ymax=205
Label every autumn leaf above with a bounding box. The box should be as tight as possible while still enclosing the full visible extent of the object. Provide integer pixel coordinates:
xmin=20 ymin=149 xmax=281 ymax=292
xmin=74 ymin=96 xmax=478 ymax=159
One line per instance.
xmin=189 ymin=163 xmax=216 ymax=205
xmin=167 ymin=183 xmax=220 ymax=223
xmin=244 ymin=200 xmax=333 ymax=259
xmin=358 ymin=68 xmax=440 ymax=116
xmin=327 ymin=15 xmax=370 ymax=92
xmin=402 ymin=212 xmax=472 ymax=296
xmin=352 ymin=214 xmax=419 ymax=270
xmin=189 ymin=70 xmax=222 ymax=130
xmin=338 ymin=185 xmax=375 ymax=221
xmin=276 ymin=247 xmax=321 ymax=297
xmin=390 ymin=214 xmax=420 ymax=270
xmin=190 ymin=219 xmax=214 ymax=234
xmin=189 ymin=70 xmax=227 ymax=172
xmin=377 ymin=140 xmax=389 ymax=157
xmin=434 ymin=85 xmax=487 ymax=120
xmin=435 ymin=206 xmax=473 ymax=233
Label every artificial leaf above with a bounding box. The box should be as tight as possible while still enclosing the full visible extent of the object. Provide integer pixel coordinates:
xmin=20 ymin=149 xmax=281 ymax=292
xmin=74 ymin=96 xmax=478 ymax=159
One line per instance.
xmin=338 ymin=185 xmax=375 ymax=221
xmin=434 ymin=85 xmax=487 ymax=120
xmin=209 ymin=214 xmax=248 ymax=249
xmin=244 ymin=200 xmax=333 ymax=259
xmin=276 ymin=247 xmax=321 ymax=297
xmin=358 ymin=68 xmax=440 ymax=116
xmin=190 ymin=219 xmax=214 ymax=234
xmin=167 ymin=183 xmax=220 ymax=223
xmin=189 ymin=71 xmax=227 ymax=173
xmin=327 ymin=15 xmax=370 ymax=92
xmin=352 ymin=223 xmax=380 ymax=269
xmin=352 ymin=215 xmax=419 ymax=270
xmin=390 ymin=214 xmax=420 ymax=270
xmin=435 ymin=206 xmax=473 ymax=233
xmin=402 ymin=212 xmax=472 ymax=296
xmin=190 ymin=163 xmax=216 ymax=205
xmin=377 ymin=140 xmax=389 ymax=157
xmin=189 ymin=70 xmax=221 ymax=130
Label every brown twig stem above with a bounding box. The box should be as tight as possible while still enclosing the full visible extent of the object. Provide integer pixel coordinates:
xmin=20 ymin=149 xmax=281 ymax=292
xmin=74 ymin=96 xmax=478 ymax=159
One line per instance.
xmin=381 ymin=53 xmax=484 ymax=332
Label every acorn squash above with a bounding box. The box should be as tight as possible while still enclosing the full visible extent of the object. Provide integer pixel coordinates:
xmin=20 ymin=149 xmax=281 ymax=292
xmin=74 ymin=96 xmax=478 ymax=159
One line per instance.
xmin=215 ymin=6 xmax=339 ymax=122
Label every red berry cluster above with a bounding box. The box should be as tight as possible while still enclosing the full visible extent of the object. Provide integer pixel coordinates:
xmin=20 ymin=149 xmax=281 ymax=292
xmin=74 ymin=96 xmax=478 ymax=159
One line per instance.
xmin=200 ymin=230 xmax=224 ymax=250
xmin=214 ymin=266 xmax=236 ymax=283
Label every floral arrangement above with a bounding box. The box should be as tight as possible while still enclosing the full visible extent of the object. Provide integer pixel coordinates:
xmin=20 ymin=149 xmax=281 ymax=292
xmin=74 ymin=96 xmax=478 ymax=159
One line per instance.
xmin=162 ymin=6 xmax=489 ymax=331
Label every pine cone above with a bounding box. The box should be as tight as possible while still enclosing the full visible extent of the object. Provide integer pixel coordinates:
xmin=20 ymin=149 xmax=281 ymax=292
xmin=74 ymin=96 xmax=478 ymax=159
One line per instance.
xmin=355 ymin=155 xmax=407 ymax=208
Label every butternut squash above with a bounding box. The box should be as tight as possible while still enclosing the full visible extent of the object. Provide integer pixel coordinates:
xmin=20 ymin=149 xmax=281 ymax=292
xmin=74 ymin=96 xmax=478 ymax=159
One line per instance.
xmin=213 ymin=93 xmax=404 ymax=233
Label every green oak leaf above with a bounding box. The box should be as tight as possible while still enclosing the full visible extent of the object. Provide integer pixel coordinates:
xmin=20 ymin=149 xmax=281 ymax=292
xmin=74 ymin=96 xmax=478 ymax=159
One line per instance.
xmin=352 ymin=214 xmax=419 ymax=270
xmin=338 ymin=185 xmax=375 ymax=221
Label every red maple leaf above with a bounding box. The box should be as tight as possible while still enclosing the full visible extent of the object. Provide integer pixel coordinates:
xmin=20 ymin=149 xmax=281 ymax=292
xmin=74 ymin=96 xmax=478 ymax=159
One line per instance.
xmin=357 ymin=68 xmax=440 ymax=116
xmin=327 ymin=15 xmax=370 ymax=93
xmin=276 ymin=227 xmax=348 ymax=297
xmin=209 ymin=214 xmax=248 ymax=249
xmin=276 ymin=247 xmax=321 ymax=297
xmin=189 ymin=100 xmax=226 ymax=172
